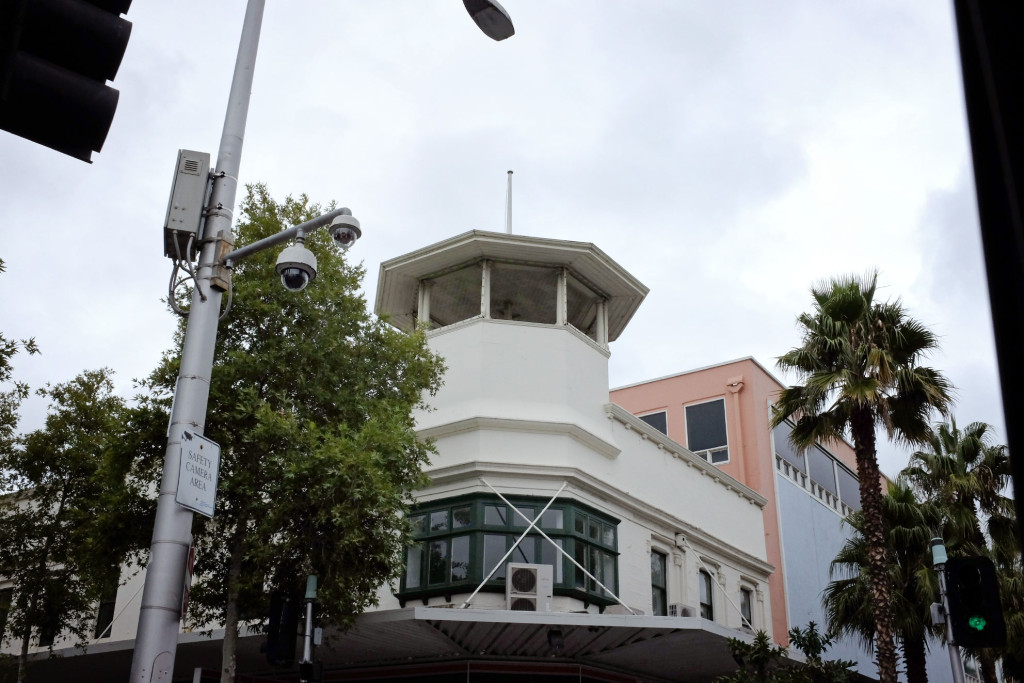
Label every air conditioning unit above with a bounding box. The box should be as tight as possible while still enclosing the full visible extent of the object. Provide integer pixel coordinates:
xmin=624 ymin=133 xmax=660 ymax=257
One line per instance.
xmin=669 ymin=603 xmax=697 ymax=617
xmin=506 ymin=563 xmax=553 ymax=612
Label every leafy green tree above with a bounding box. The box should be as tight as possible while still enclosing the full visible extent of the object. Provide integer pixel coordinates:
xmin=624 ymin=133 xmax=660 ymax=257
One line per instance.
xmin=0 ymin=369 xmax=152 ymax=683
xmin=0 ymin=257 xmax=38 ymax=467
xmin=716 ymin=624 xmax=855 ymax=683
xmin=788 ymin=623 xmax=858 ymax=683
xmin=903 ymin=420 xmax=1017 ymax=683
xmin=823 ymin=480 xmax=941 ymax=683
xmin=142 ymin=184 xmax=444 ymax=682
xmin=771 ymin=271 xmax=953 ymax=683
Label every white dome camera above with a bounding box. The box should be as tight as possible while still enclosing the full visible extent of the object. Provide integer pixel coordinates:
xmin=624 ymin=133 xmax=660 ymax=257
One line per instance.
xmin=329 ymin=214 xmax=361 ymax=251
xmin=275 ymin=244 xmax=317 ymax=292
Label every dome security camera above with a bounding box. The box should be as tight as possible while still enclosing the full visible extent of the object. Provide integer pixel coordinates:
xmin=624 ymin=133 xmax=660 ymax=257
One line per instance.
xmin=276 ymin=244 xmax=317 ymax=292
xmin=329 ymin=214 xmax=361 ymax=251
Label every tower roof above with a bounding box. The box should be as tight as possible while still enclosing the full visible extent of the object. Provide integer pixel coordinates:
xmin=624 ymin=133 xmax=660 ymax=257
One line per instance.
xmin=375 ymin=230 xmax=648 ymax=342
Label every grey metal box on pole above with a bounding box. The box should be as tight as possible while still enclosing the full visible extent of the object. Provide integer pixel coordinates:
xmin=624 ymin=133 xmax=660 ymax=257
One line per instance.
xmin=163 ymin=149 xmax=211 ymax=259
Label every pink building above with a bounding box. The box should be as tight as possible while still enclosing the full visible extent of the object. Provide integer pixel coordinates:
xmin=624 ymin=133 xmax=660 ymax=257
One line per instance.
xmin=611 ymin=357 xmax=863 ymax=648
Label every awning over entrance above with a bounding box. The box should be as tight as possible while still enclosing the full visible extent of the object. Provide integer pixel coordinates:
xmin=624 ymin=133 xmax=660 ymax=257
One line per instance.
xmin=24 ymin=607 xmax=811 ymax=683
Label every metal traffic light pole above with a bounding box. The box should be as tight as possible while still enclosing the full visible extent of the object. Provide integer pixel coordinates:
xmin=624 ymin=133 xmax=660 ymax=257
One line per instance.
xmin=931 ymin=538 xmax=967 ymax=683
xmin=129 ymin=3 xmax=514 ymax=680
xmin=129 ymin=1 xmax=266 ymax=679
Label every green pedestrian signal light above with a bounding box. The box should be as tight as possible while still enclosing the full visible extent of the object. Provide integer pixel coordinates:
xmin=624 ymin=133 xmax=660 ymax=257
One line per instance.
xmin=945 ymin=556 xmax=1006 ymax=648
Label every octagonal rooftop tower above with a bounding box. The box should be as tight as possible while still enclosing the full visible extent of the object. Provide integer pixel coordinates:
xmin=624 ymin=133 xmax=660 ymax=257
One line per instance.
xmin=375 ymin=230 xmax=648 ymax=461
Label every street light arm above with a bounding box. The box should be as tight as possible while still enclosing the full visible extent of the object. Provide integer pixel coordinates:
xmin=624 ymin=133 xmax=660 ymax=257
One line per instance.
xmin=224 ymin=207 xmax=353 ymax=266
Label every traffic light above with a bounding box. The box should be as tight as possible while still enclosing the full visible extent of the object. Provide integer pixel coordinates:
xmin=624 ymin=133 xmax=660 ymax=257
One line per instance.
xmin=264 ymin=592 xmax=300 ymax=666
xmin=945 ymin=556 xmax=1007 ymax=648
xmin=0 ymin=0 xmax=132 ymax=162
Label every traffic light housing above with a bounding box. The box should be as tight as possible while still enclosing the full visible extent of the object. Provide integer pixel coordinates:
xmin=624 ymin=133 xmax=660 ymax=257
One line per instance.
xmin=945 ymin=556 xmax=1007 ymax=648
xmin=264 ymin=592 xmax=300 ymax=666
xmin=0 ymin=0 xmax=132 ymax=162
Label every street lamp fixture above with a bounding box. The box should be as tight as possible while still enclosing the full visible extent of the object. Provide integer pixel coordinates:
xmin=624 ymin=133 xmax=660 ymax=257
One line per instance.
xmin=463 ymin=0 xmax=515 ymax=41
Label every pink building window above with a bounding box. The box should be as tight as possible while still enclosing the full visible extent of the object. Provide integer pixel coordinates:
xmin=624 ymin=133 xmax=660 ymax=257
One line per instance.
xmin=685 ymin=398 xmax=729 ymax=464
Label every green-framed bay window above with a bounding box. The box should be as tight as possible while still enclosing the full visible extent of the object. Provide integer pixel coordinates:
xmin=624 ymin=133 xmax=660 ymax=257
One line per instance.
xmin=396 ymin=494 xmax=619 ymax=609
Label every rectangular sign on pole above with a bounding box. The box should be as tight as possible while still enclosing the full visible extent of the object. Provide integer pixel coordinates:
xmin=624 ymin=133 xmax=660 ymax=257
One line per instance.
xmin=175 ymin=431 xmax=221 ymax=517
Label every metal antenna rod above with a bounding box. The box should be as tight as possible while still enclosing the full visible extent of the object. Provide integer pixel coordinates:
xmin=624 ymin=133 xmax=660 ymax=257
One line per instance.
xmin=505 ymin=170 xmax=513 ymax=233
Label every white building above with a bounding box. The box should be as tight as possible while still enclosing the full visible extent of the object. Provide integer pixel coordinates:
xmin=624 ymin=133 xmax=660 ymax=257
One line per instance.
xmin=8 ymin=230 xmax=782 ymax=683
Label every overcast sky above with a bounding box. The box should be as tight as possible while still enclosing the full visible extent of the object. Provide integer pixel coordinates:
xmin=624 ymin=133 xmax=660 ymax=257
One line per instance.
xmin=0 ymin=1 xmax=1002 ymax=478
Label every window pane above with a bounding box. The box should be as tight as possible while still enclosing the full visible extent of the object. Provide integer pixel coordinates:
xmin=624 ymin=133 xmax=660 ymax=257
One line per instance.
xmin=651 ymin=551 xmax=666 ymax=589
xmin=567 ymin=272 xmax=601 ymax=341
xmin=651 ymin=551 xmax=667 ymax=616
xmin=574 ymin=516 xmax=585 ymax=535
xmin=686 ymin=399 xmax=728 ymax=452
xmin=601 ymin=523 xmax=615 ymax=548
xmin=590 ymin=547 xmax=601 ymax=591
xmin=773 ymin=423 xmax=805 ymax=472
xmin=808 ymin=446 xmax=838 ymax=496
xmin=409 ymin=514 xmax=426 ymax=536
xmin=405 ymin=544 xmax=424 ymax=589
xmin=428 ymin=540 xmax=448 ymax=585
xmin=510 ymin=537 xmax=536 ymax=564
xmin=490 ymin=262 xmax=558 ymax=324
xmin=574 ymin=542 xmax=587 ymax=588
xmin=429 ymin=510 xmax=449 ymax=532
xmin=452 ymin=505 xmax=472 ymax=528
xmin=653 ymin=587 xmax=667 ymax=616
xmin=540 ymin=509 xmax=563 ymax=529
xmin=429 ymin=262 xmax=482 ymax=327
xmin=588 ymin=520 xmax=601 ymax=541
xmin=601 ymin=552 xmax=616 ymax=597
xmin=485 ymin=505 xmax=507 ymax=526
xmin=710 ymin=447 xmax=729 ymax=464
xmin=740 ymin=588 xmax=753 ymax=626
xmin=541 ymin=538 xmax=564 ymax=583
xmin=699 ymin=570 xmax=713 ymax=620
xmin=451 ymin=535 xmax=470 ymax=582
xmin=639 ymin=411 xmax=668 ymax=435
xmin=837 ymin=466 xmax=861 ymax=510
xmin=511 ymin=506 xmax=535 ymax=527
xmin=483 ymin=534 xmax=507 ymax=579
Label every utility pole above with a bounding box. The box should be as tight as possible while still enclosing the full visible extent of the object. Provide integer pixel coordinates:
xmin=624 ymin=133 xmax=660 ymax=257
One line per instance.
xmin=299 ymin=575 xmax=319 ymax=683
xmin=129 ymin=2 xmax=266 ymax=680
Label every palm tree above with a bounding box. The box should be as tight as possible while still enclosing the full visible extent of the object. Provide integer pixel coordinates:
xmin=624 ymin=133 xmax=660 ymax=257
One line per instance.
xmin=823 ymin=480 xmax=941 ymax=683
xmin=903 ymin=420 xmax=1015 ymax=562
xmin=903 ymin=420 xmax=1017 ymax=683
xmin=771 ymin=271 xmax=953 ymax=683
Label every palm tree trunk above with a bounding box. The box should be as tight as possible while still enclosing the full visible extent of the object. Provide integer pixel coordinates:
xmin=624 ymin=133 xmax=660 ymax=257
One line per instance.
xmin=979 ymin=650 xmax=998 ymax=683
xmin=220 ymin=525 xmax=247 ymax=683
xmin=903 ymin=634 xmax=928 ymax=683
xmin=850 ymin=406 xmax=899 ymax=683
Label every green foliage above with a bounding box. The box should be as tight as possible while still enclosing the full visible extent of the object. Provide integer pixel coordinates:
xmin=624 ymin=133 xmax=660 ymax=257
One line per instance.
xmin=0 ymin=256 xmax=38 ymax=470
xmin=823 ymin=480 xmax=940 ymax=668
xmin=142 ymin=184 xmax=445 ymax=638
xmin=789 ymin=623 xmax=857 ymax=683
xmin=902 ymin=420 xmax=1019 ymax=683
xmin=771 ymin=271 xmax=952 ymax=683
xmin=0 ymin=369 xmax=152 ymax=675
xmin=715 ymin=624 xmax=855 ymax=683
